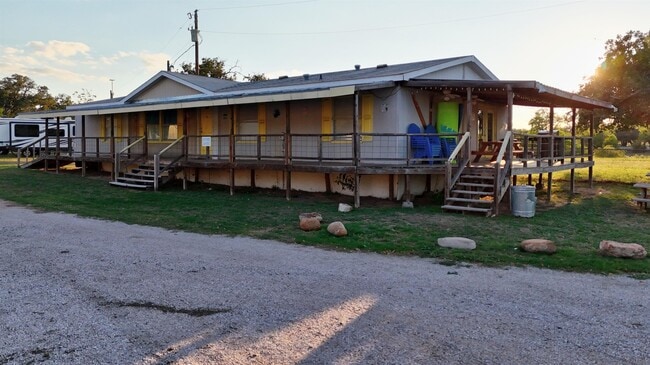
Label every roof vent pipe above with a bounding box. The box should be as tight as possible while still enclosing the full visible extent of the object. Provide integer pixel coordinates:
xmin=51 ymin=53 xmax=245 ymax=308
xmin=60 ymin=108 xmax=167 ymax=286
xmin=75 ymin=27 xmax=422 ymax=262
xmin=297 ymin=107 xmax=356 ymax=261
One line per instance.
xmin=376 ymin=64 xmax=388 ymax=69
xmin=354 ymin=64 xmax=361 ymax=70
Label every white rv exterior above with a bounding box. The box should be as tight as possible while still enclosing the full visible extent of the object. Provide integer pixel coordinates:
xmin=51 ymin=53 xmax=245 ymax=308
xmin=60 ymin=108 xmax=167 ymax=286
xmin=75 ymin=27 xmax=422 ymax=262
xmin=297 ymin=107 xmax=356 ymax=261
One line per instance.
xmin=0 ymin=118 xmax=74 ymax=155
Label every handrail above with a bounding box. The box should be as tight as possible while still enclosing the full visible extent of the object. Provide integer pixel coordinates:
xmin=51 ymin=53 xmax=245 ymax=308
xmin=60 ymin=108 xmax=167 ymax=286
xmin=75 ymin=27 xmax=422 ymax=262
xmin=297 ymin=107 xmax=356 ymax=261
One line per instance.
xmin=444 ymin=132 xmax=470 ymax=201
xmin=114 ymin=136 xmax=147 ymax=180
xmin=154 ymin=135 xmax=186 ymax=191
xmin=493 ymin=131 xmax=513 ymax=215
xmin=16 ymin=135 xmax=48 ymax=167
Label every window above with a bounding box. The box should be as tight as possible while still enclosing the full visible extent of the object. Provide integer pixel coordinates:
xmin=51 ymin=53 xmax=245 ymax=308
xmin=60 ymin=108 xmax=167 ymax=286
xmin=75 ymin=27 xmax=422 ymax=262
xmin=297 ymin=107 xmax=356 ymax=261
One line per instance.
xmin=321 ymin=95 xmax=373 ymax=142
xmin=146 ymin=110 xmax=178 ymax=141
xmin=236 ymin=105 xmax=265 ymax=142
xmin=46 ymin=128 xmax=65 ymax=137
xmin=14 ymin=124 xmax=39 ymax=137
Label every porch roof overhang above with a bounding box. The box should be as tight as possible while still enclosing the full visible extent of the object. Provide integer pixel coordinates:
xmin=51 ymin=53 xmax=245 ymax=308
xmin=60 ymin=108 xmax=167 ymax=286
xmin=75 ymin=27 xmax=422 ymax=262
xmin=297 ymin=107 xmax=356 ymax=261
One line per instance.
xmin=405 ymin=79 xmax=616 ymax=111
xmin=20 ymin=83 xmax=368 ymax=119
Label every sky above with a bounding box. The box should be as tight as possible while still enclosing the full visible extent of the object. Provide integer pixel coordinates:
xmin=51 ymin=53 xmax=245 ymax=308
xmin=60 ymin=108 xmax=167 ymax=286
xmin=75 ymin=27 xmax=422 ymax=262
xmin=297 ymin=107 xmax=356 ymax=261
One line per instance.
xmin=1 ymin=0 xmax=649 ymax=128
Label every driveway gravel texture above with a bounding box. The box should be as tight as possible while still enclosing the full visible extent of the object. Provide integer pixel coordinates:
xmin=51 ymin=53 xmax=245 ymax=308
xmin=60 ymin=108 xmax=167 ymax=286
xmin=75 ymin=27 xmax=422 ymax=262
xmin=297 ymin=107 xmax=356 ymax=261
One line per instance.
xmin=0 ymin=199 xmax=648 ymax=365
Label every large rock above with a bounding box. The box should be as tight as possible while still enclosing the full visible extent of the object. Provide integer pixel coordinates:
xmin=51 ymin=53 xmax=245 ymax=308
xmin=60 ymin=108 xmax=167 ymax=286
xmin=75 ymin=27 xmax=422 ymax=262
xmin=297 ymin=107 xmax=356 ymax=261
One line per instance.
xmin=299 ymin=212 xmax=322 ymax=231
xmin=437 ymin=237 xmax=476 ymax=250
xmin=299 ymin=217 xmax=321 ymax=231
xmin=520 ymin=239 xmax=557 ymax=254
xmin=599 ymin=240 xmax=647 ymax=259
xmin=338 ymin=203 xmax=353 ymax=213
xmin=327 ymin=221 xmax=348 ymax=237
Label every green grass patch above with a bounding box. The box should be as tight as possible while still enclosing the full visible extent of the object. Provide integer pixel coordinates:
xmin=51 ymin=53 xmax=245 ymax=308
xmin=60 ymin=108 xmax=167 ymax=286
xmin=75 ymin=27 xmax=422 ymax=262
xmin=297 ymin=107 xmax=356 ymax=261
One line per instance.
xmin=0 ymin=156 xmax=648 ymax=276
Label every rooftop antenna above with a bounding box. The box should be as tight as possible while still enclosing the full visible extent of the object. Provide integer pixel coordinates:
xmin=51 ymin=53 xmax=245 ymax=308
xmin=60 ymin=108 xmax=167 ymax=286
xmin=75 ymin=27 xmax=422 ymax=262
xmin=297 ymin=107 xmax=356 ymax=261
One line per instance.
xmin=109 ymin=79 xmax=115 ymax=99
xmin=189 ymin=9 xmax=200 ymax=75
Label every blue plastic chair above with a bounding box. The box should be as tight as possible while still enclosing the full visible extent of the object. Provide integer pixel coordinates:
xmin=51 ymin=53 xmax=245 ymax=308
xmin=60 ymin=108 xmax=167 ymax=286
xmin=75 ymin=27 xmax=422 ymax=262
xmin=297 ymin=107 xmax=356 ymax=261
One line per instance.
xmin=407 ymin=123 xmax=433 ymax=164
xmin=441 ymin=137 xmax=458 ymax=158
xmin=424 ymin=124 xmax=443 ymax=159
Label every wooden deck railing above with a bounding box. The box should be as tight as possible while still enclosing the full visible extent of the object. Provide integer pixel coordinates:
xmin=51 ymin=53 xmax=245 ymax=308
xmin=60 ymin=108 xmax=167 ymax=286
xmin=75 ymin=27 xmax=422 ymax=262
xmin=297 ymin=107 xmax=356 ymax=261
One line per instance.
xmin=514 ymin=133 xmax=593 ymax=168
xmin=114 ymin=136 xmax=147 ymax=180
xmin=154 ymin=135 xmax=186 ymax=191
xmin=444 ymin=132 xmax=471 ymax=202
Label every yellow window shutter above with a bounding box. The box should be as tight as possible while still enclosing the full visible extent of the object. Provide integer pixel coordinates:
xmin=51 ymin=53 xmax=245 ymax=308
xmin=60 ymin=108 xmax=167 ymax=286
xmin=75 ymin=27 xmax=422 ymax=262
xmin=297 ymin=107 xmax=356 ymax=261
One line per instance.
xmin=361 ymin=94 xmax=374 ymax=142
xmin=258 ymin=103 xmax=267 ymax=142
xmin=115 ymin=115 xmax=122 ymax=137
xmin=100 ymin=117 xmax=106 ymax=139
xmin=321 ymin=98 xmax=333 ymax=142
xmin=138 ymin=112 xmax=145 ymax=136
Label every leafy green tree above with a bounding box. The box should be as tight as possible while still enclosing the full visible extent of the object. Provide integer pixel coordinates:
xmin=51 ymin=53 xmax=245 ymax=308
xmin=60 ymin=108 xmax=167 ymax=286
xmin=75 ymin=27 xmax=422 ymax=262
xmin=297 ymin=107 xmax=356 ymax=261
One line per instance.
xmin=579 ymin=30 xmax=650 ymax=130
xmin=244 ymin=73 xmax=268 ymax=82
xmin=0 ymin=74 xmax=59 ymax=117
xmin=180 ymin=57 xmax=238 ymax=80
xmin=527 ymin=109 xmax=571 ymax=134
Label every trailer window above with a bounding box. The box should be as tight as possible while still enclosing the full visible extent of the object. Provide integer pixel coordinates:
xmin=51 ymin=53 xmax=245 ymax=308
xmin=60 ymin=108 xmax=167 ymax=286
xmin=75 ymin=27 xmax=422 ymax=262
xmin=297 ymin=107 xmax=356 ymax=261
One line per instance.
xmin=46 ymin=128 xmax=65 ymax=137
xmin=15 ymin=124 xmax=40 ymax=137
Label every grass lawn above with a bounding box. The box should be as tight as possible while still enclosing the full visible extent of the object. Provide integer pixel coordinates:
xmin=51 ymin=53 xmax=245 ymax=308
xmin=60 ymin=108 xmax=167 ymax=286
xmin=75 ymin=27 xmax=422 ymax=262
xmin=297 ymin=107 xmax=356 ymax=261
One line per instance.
xmin=0 ymin=155 xmax=648 ymax=277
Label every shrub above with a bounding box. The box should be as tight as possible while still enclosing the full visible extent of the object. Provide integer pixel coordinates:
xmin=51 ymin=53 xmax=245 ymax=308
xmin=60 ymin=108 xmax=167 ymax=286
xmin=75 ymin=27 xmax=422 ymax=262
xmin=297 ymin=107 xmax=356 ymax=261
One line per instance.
xmin=593 ymin=132 xmax=605 ymax=148
xmin=631 ymin=139 xmax=647 ymax=151
xmin=594 ymin=147 xmax=626 ymax=158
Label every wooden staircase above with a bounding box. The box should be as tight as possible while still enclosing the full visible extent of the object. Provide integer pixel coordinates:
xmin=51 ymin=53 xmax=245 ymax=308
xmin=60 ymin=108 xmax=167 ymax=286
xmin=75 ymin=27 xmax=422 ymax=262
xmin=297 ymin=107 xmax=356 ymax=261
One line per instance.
xmin=442 ymin=167 xmax=499 ymax=216
xmin=109 ymin=162 xmax=179 ymax=189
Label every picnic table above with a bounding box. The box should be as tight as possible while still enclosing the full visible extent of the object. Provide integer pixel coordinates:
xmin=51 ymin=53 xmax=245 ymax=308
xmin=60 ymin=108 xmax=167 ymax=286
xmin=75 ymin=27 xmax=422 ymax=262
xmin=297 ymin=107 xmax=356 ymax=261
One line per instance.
xmin=471 ymin=141 xmax=525 ymax=162
xmin=633 ymin=182 xmax=650 ymax=209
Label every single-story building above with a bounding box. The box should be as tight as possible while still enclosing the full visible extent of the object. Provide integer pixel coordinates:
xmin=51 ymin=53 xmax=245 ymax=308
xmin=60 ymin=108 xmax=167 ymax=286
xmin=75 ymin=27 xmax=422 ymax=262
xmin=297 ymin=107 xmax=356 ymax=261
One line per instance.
xmin=20 ymin=55 xmax=615 ymax=215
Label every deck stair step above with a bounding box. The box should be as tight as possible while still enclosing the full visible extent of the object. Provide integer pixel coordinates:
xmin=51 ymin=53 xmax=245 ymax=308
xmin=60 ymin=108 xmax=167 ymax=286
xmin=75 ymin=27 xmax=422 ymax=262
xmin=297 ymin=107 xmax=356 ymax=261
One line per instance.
xmin=441 ymin=205 xmax=492 ymax=214
xmin=109 ymin=181 xmax=150 ymax=189
xmin=450 ymin=189 xmax=493 ymax=196
xmin=446 ymin=197 xmax=493 ymax=205
xmin=110 ymin=162 xmax=178 ymax=190
xmin=456 ymin=182 xmax=493 ymax=189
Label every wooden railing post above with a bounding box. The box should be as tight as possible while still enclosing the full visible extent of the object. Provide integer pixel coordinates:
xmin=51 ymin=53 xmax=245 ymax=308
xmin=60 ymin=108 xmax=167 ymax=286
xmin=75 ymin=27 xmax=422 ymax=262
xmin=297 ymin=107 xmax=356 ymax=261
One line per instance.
xmin=153 ymin=154 xmax=159 ymax=191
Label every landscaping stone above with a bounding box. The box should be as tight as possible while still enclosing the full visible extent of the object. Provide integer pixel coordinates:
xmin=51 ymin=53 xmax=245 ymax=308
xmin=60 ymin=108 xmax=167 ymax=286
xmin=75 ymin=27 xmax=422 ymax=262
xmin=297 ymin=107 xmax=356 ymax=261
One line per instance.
xmin=338 ymin=203 xmax=353 ymax=213
xmin=299 ymin=217 xmax=321 ymax=231
xmin=402 ymin=201 xmax=414 ymax=208
xmin=298 ymin=213 xmax=322 ymax=231
xmin=520 ymin=239 xmax=557 ymax=254
xmin=437 ymin=237 xmax=476 ymax=250
xmin=327 ymin=221 xmax=348 ymax=237
xmin=599 ymin=240 xmax=647 ymax=259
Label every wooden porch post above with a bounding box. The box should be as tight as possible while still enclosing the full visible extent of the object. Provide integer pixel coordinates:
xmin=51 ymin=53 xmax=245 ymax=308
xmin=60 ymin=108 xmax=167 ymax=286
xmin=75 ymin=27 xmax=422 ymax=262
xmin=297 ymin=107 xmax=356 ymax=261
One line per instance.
xmin=588 ymin=111 xmax=594 ymax=188
xmin=570 ymin=108 xmax=577 ymax=194
xmin=229 ymin=105 xmax=235 ymax=195
xmin=55 ymin=117 xmax=61 ymax=174
xmin=353 ymin=92 xmax=361 ymax=208
xmin=81 ymin=115 xmax=86 ymax=177
xmin=110 ymin=115 xmax=115 ymax=181
xmin=285 ymin=101 xmax=292 ymax=201
xmin=547 ymin=107 xmax=554 ymax=201
xmin=44 ymin=118 xmax=49 ymax=171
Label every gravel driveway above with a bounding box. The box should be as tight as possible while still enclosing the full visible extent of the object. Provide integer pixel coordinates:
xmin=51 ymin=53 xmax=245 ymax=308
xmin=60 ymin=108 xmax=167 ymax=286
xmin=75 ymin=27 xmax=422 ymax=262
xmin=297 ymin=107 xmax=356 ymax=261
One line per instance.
xmin=0 ymin=199 xmax=648 ymax=364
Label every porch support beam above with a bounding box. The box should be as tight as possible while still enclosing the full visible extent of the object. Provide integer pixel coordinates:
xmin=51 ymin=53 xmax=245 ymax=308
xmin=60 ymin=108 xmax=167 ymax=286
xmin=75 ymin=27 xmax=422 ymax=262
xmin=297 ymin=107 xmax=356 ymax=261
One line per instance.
xmin=570 ymin=107 xmax=577 ymax=194
xmin=353 ymin=92 xmax=361 ymax=208
xmin=547 ymin=107 xmax=554 ymax=201
xmin=55 ymin=117 xmax=61 ymax=174
xmin=81 ymin=115 xmax=86 ymax=177
xmin=285 ymin=101 xmax=292 ymax=201
xmin=588 ymin=111 xmax=594 ymax=188
xmin=44 ymin=118 xmax=49 ymax=171
xmin=229 ymin=105 xmax=235 ymax=196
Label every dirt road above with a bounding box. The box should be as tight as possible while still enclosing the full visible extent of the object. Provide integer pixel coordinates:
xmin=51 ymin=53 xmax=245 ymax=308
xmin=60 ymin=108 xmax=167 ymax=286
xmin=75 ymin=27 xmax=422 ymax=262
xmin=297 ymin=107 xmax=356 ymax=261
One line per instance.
xmin=0 ymin=200 xmax=648 ymax=364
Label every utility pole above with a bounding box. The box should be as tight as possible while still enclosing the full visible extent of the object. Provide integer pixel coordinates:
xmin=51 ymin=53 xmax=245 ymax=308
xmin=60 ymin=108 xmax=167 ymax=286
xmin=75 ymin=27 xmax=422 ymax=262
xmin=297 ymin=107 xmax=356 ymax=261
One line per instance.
xmin=190 ymin=9 xmax=200 ymax=75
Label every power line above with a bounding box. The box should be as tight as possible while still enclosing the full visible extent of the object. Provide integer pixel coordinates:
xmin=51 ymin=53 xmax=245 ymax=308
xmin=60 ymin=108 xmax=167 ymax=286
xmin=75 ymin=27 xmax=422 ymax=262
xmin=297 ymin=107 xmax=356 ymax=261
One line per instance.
xmin=199 ymin=0 xmax=317 ymax=11
xmin=202 ymin=0 xmax=584 ymax=36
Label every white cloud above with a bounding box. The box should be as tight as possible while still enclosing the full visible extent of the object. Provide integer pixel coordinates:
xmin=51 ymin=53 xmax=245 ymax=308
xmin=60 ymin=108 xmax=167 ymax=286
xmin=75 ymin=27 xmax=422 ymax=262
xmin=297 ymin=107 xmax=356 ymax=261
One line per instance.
xmin=26 ymin=40 xmax=90 ymax=60
xmin=137 ymin=52 xmax=169 ymax=72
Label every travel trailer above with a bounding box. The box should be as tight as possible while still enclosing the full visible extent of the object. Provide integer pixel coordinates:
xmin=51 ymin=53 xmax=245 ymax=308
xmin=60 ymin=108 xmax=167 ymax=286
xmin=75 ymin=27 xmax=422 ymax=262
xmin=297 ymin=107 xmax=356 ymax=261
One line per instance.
xmin=0 ymin=118 xmax=74 ymax=155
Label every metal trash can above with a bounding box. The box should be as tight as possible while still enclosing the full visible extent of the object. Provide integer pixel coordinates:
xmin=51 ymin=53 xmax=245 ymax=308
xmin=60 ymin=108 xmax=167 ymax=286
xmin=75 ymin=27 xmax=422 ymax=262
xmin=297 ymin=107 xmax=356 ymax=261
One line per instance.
xmin=511 ymin=185 xmax=537 ymax=217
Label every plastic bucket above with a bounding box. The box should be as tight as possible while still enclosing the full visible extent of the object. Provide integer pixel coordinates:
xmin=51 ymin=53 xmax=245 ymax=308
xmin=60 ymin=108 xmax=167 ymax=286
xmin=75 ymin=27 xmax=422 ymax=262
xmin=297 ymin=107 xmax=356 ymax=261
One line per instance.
xmin=511 ymin=185 xmax=537 ymax=217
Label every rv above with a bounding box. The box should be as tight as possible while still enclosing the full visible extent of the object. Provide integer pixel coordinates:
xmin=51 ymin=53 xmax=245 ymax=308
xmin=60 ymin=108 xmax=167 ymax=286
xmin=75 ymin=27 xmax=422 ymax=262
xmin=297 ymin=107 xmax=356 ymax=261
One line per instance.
xmin=0 ymin=118 xmax=75 ymax=155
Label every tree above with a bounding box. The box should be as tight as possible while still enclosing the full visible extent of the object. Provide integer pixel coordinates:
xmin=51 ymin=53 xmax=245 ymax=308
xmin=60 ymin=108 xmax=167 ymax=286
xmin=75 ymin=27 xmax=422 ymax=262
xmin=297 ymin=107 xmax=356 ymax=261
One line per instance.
xmin=0 ymin=74 xmax=59 ymax=117
xmin=179 ymin=57 xmax=267 ymax=82
xmin=180 ymin=57 xmax=238 ymax=80
xmin=527 ymin=109 xmax=571 ymax=134
xmin=579 ymin=30 xmax=650 ymax=130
